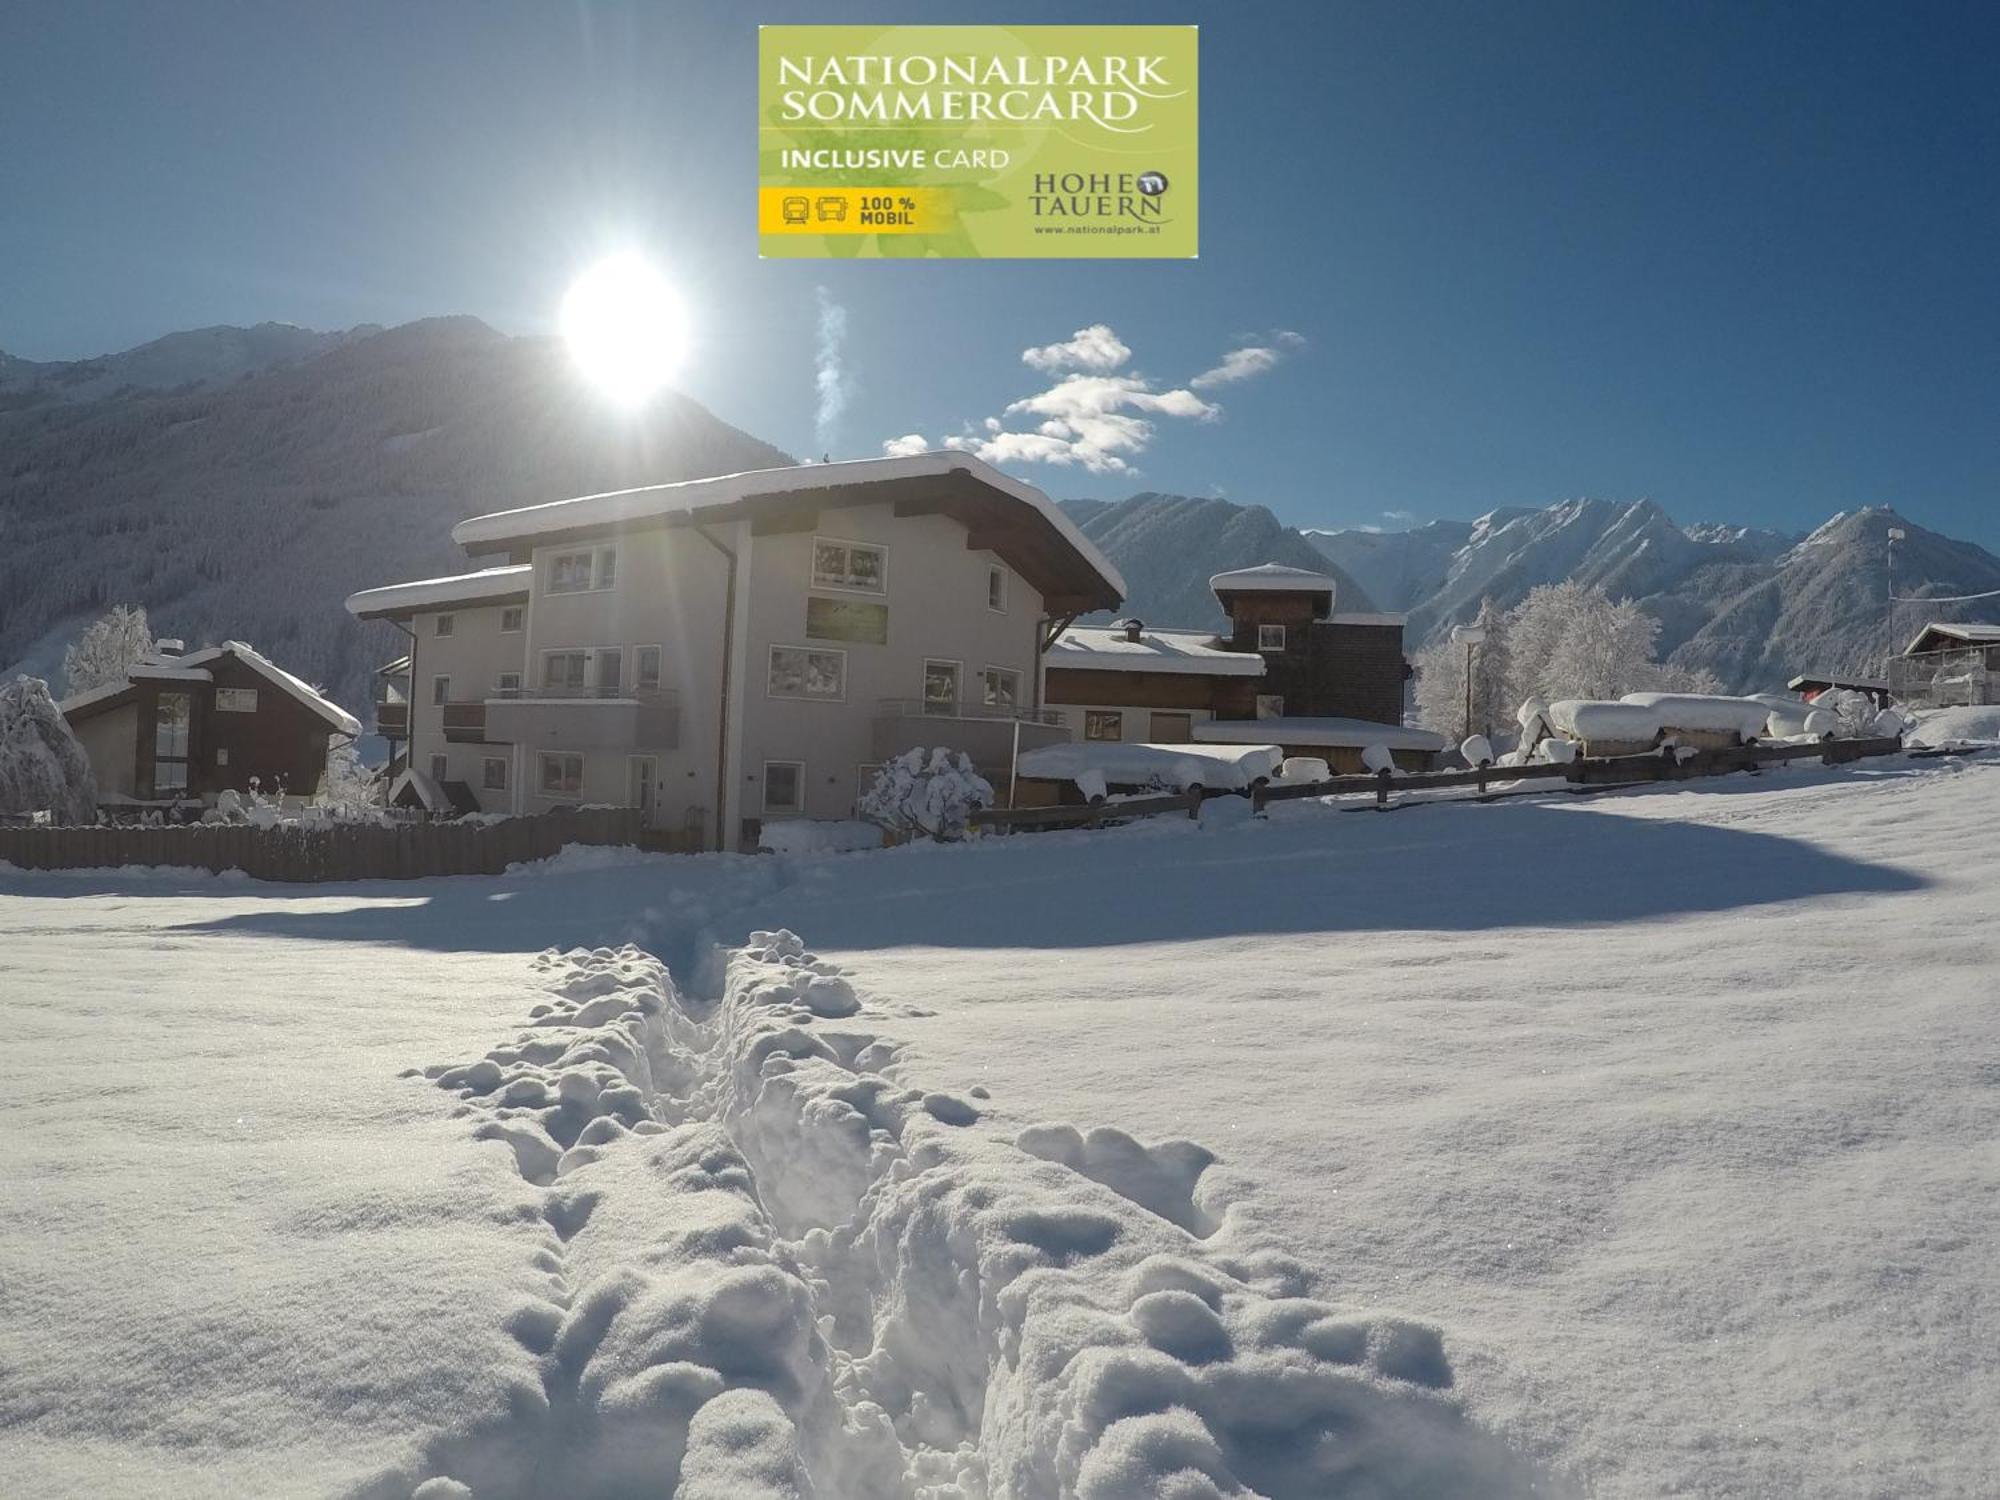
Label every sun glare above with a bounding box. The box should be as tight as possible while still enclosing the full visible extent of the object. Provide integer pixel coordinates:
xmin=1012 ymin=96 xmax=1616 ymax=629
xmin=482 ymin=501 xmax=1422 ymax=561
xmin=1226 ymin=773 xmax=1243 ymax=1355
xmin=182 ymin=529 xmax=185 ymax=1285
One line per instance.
xmin=560 ymin=254 xmax=687 ymax=405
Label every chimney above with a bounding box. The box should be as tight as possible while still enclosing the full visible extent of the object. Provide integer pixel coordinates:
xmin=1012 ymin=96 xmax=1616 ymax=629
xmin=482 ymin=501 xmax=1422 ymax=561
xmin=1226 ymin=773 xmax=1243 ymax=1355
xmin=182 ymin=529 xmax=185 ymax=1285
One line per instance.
xmin=154 ymin=638 xmax=184 ymax=657
xmin=1118 ymin=618 xmax=1144 ymax=643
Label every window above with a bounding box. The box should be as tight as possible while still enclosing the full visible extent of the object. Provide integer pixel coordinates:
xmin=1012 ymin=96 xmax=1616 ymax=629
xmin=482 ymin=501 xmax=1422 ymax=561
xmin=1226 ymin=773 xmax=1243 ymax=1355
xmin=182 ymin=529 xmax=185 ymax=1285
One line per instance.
xmin=153 ymin=691 xmax=191 ymax=798
xmin=767 ymin=645 xmax=846 ymax=701
xmin=1085 ymin=710 xmax=1123 ymax=741
xmin=155 ymin=692 xmax=191 ymax=759
xmin=546 ymin=546 xmax=616 ymax=594
xmin=1256 ymin=695 xmax=1285 ymax=719
xmin=593 ymin=648 xmax=623 ymax=694
xmin=496 ymin=671 xmax=522 ymax=697
xmin=542 ymin=651 xmax=588 ymax=693
xmin=482 ymin=756 xmax=509 ymax=791
xmin=430 ymin=754 xmax=449 ymax=782
xmin=1150 ymin=712 xmax=1194 ymax=742
xmin=987 ymin=565 xmax=1007 ymax=612
xmin=432 ymin=675 xmax=451 ymax=706
xmin=812 ymin=537 xmax=886 ymax=593
xmin=500 ymin=606 xmax=524 ymax=633
xmin=1257 ymin=623 xmax=1287 ymax=652
xmin=215 ymin=747 xmax=230 ymax=767
xmin=923 ymin=659 xmax=961 ymax=715
xmin=214 ymin=687 xmax=259 ymax=713
xmin=635 ymin=646 xmax=662 ymax=691
xmin=981 ymin=667 xmax=1021 ymax=712
xmin=539 ymin=752 xmax=584 ymax=798
xmin=435 ymin=613 xmax=455 ymax=637
xmin=762 ymin=760 xmax=804 ymax=815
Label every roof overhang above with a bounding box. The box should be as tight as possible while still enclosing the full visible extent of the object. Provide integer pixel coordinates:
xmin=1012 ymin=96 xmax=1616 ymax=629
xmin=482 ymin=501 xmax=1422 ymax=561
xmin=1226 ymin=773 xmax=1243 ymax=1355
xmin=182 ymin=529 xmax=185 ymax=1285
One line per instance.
xmin=1903 ymin=622 xmax=2000 ymax=656
xmin=1192 ymin=716 xmax=1447 ymax=751
xmin=448 ymin=452 xmax=1125 ymax=616
xmin=346 ymin=565 xmax=533 ymax=622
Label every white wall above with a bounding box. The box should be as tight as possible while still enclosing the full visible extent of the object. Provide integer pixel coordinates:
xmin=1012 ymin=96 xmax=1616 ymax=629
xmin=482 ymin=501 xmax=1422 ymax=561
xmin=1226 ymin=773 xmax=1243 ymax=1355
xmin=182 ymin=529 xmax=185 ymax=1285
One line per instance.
xmin=737 ymin=504 xmax=1044 ymax=824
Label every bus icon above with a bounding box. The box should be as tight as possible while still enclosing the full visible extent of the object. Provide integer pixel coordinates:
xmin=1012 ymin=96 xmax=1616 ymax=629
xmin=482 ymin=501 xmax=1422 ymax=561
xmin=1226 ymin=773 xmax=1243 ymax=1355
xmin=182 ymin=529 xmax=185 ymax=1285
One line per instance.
xmin=781 ymin=195 xmax=810 ymax=225
xmin=815 ymin=196 xmax=848 ymax=222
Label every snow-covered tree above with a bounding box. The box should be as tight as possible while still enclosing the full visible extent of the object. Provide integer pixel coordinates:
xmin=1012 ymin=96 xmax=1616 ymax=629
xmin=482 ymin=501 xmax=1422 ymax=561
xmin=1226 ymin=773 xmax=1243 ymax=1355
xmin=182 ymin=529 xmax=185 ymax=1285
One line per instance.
xmin=61 ymin=605 xmax=156 ymax=698
xmin=0 ymin=676 xmax=98 ymax=823
xmin=1414 ymin=596 xmax=1515 ymax=738
xmin=856 ymin=748 xmax=993 ymax=842
xmin=1420 ymin=583 xmax=1726 ymax=734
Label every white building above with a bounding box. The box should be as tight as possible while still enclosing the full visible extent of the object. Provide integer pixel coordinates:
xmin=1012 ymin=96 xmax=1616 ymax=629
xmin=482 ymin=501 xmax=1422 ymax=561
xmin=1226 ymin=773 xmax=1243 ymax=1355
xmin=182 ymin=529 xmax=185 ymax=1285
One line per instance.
xmin=345 ymin=453 xmax=1124 ymax=847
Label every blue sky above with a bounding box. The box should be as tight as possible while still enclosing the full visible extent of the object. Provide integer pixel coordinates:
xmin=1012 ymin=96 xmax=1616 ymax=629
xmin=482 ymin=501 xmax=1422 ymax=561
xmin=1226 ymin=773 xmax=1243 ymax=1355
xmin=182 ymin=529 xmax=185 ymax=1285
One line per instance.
xmin=3 ymin=1 xmax=1996 ymax=543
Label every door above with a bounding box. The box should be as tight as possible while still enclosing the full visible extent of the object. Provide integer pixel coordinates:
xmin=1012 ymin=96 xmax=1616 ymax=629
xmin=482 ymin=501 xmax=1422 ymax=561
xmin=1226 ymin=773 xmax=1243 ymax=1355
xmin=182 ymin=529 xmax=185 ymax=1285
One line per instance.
xmin=627 ymin=756 xmax=658 ymax=826
xmin=1149 ymin=712 xmax=1194 ymax=743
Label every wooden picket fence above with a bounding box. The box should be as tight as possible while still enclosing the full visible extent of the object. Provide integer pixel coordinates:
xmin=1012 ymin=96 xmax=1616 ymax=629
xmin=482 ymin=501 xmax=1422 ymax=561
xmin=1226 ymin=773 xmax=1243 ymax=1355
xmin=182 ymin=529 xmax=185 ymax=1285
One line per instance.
xmin=0 ymin=806 xmax=647 ymax=882
xmin=973 ymin=735 xmax=1911 ymax=834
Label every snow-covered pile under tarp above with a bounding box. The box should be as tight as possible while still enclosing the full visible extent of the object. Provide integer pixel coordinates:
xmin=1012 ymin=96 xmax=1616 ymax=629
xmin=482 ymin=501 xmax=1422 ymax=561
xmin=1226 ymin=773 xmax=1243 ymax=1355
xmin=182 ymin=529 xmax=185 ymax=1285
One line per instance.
xmin=1754 ymin=695 xmax=1839 ymax=739
xmin=1618 ymin=692 xmax=1770 ymax=739
xmin=758 ymin=819 xmax=884 ymax=855
xmin=1539 ymin=699 xmax=1663 ymax=744
xmin=1017 ymin=740 xmax=1281 ymax=792
xmin=0 ymin=676 xmax=97 ymax=823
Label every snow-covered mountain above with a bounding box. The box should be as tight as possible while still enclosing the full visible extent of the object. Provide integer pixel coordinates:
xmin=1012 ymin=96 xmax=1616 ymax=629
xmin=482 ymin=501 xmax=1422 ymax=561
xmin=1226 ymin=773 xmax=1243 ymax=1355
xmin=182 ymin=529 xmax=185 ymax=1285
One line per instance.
xmin=1058 ymin=493 xmax=1377 ymax=629
xmin=0 ymin=317 xmax=791 ymax=714
xmin=1307 ymin=500 xmax=2000 ymax=690
xmin=0 ymin=322 xmax=380 ymax=408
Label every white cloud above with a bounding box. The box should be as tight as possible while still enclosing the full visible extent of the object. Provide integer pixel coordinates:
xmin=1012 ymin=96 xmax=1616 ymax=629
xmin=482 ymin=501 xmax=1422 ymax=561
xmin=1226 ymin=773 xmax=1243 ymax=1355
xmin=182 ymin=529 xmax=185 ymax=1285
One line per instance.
xmin=813 ymin=287 xmax=850 ymax=454
xmin=881 ymin=433 xmax=929 ymax=458
xmin=885 ymin=323 xmax=1241 ymax=476
xmin=1021 ymin=324 xmax=1132 ymax=373
xmin=1381 ymin=509 xmax=1417 ymax=526
xmin=1189 ymin=329 xmax=1307 ymax=390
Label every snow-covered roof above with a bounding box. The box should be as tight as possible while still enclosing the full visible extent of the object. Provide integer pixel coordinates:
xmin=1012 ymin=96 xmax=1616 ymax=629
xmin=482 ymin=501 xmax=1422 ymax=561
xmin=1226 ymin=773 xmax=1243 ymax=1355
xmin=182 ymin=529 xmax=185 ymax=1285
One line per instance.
xmin=1904 ymin=621 xmax=2000 ymax=655
xmin=1207 ymin=563 xmax=1339 ymax=594
xmin=1192 ymin=717 xmax=1446 ymax=751
xmin=56 ymin=643 xmax=359 ymax=736
xmin=1788 ymin=673 xmax=1888 ymax=691
xmin=344 ymin=564 xmax=533 ymax=621
xmin=447 ymin=452 xmax=1126 ymax=608
xmin=58 ymin=667 xmax=213 ymax=717
xmin=183 ymin=643 xmax=360 ymax=736
xmin=388 ymin=766 xmax=448 ymax=813
xmin=1047 ymin=627 xmax=1265 ymax=677
xmin=1328 ymin=611 xmax=1406 ymax=628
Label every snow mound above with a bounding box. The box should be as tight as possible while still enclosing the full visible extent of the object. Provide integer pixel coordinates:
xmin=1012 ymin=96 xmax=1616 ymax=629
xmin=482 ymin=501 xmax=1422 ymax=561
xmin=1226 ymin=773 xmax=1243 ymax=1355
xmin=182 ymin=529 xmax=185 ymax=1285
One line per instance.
xmin=1907 ymin=704 xmax=2000 ymax=748
xmin=391 ymin=934 xmax=1549 ymax=1499
xmin=759 ymin=819 xmax=884 ymax=856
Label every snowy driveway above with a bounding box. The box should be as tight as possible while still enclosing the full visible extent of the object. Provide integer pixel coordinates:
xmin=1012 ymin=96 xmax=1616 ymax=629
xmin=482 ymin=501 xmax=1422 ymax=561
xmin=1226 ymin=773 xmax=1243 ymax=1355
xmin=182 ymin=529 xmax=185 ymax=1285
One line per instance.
xmin=1 ymin=754 xmax=1995 ymax=1496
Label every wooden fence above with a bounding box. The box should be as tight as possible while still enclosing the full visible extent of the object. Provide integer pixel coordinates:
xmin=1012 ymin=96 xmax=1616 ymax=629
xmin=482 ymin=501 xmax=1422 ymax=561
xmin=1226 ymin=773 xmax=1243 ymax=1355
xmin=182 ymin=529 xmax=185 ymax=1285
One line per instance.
xmin=973 ymin=735 xmax=1909 ymax=834
xmin=0 ymin=807 xmax=647 ymax=882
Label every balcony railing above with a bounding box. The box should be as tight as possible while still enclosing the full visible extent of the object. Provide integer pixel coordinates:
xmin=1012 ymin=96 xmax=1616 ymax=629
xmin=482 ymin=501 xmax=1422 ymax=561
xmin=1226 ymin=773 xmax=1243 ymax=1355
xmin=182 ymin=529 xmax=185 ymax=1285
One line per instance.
xmin=483 ymin=688 xmax=681 ymax=750
xmin=490 ymin=684 xmax=654 ymax=701
xmin=374 ymin=701 xmax=409 ymax=738
xmin=876 ymin=697 xmax=1064 ymax=726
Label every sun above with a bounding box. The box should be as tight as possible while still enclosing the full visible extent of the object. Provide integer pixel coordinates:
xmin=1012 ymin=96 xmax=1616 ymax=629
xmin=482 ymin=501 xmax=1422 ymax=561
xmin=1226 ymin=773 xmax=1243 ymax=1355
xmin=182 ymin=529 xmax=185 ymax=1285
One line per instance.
xmin=559 ymin=254 xmax=688 ymax=404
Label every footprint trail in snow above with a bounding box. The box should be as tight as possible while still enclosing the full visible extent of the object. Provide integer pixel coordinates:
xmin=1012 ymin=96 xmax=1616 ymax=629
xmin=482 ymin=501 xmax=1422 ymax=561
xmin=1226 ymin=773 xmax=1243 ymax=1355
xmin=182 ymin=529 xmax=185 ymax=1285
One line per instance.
xmin=372 ymin=933 xmax=1555 ymax=1499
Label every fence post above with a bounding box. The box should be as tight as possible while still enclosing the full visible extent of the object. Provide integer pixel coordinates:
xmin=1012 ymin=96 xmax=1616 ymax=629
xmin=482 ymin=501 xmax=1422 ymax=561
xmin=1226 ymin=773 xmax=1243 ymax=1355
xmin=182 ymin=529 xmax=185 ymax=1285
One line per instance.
xmin=1375 ymin=767 xmax=1393 ymax=809
xmin=1186 ymin=787 xmax=1204 ymax=819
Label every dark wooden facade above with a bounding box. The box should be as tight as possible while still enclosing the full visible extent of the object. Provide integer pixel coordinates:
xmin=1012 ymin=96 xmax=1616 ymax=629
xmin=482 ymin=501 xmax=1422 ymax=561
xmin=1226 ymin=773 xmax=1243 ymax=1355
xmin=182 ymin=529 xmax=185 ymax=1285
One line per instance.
xmin=68 ymin=653 xmax=343 ymax=804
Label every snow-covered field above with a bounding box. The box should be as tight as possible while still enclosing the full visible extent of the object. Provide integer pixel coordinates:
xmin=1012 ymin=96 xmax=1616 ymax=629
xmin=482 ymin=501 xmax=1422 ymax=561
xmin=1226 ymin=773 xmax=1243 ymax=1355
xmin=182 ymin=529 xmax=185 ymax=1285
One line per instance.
xmin=3 ymin=750 xmax=1997 ymax=1497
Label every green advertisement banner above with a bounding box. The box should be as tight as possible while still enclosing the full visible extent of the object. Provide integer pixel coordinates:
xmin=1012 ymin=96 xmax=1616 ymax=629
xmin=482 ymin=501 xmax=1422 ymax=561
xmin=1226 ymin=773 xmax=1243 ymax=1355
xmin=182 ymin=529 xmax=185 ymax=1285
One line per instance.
xmin=759 ymin=25 xmax=1198 ymax=259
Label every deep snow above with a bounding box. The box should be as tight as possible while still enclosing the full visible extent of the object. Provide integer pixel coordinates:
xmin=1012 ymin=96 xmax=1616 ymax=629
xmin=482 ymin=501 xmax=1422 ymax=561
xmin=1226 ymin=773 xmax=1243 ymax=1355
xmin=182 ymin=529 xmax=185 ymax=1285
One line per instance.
xmin=3 ymin=750 xmax=1997 ymax=1496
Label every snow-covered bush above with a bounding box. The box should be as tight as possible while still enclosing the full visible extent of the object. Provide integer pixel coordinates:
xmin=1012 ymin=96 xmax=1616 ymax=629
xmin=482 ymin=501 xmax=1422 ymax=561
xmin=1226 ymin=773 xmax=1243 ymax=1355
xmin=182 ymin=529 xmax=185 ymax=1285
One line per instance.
xmin=1360 ymin=743 xmax=1397 ymax=774
xmin=313 ymin=740 xmax=382 ymax=819
xmin=856 ymin=748 xmax=993 ymax=841
xmin=61 ymin=604 xmax=157 ymax=698
xmin=1459 ymin=734 xmax=1494 ymax=767
xmin=0 ymin=676 xmax=98 ymax=823
xmin=1813 ymin=689 xmax=1879 ymax=738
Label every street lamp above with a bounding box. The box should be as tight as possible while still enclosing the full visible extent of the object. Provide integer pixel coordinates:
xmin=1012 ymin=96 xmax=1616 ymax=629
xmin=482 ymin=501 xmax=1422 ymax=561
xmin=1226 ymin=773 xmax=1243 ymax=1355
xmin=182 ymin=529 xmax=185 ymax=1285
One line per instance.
xmin=1450 ymin=624 xmax=1488 ymax=744
xmin=1886 ymin=527 xmax=1906 ymax=678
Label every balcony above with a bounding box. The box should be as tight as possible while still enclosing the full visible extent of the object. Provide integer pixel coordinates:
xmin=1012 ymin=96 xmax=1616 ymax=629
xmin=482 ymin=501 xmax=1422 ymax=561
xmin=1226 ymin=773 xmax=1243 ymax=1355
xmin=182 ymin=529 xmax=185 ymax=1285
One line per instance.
xmin=374 ymin=700 xmax=409 ymax=738
xmin=441 ymin=702 xmax=490 ymax=744
xmin=483 ymin=687 xmax=681 ymax=751
xmin=871 ymin=698 xmax=1070 ymax=768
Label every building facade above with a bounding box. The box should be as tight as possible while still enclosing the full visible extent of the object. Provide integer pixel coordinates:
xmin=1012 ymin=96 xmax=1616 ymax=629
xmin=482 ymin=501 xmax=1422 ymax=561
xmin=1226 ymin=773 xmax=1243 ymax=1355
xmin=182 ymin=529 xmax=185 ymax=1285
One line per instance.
xmin=346 ymin=453 xmax=1125 ymax=848
xmin=60 ymin=642 xmax=360 ymax=808
xmin=1043 ymin=564 xmax=1444 ymax=771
